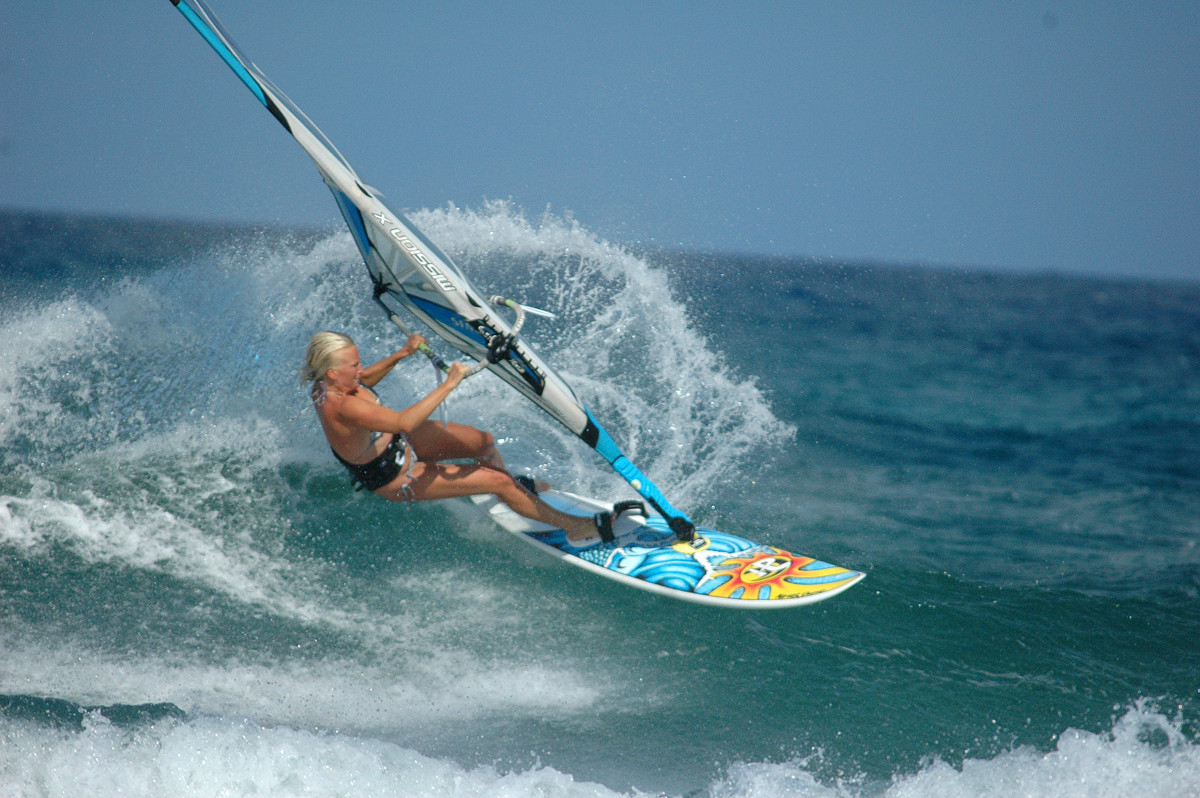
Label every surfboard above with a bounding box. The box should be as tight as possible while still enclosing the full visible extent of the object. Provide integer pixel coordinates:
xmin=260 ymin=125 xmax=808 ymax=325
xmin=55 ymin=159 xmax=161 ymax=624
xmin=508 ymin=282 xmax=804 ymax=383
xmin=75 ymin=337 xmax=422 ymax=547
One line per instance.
xmin=471 ymin=490 xmax=865 ymax=608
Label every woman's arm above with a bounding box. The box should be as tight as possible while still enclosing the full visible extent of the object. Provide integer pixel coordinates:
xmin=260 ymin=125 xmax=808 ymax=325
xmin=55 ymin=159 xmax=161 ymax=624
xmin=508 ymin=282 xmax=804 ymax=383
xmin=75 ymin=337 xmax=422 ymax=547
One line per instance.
xmin=360 ymin=334 xmax=425 ymax=387
xmin=334 ymin=362 xmax=469 ymax=434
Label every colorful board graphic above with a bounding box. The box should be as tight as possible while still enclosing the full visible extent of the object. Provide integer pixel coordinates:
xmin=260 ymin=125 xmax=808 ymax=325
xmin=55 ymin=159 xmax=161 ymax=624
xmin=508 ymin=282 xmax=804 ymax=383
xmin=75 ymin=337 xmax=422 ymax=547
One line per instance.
xmin=471 ymin=490 xmax=865 ymax=608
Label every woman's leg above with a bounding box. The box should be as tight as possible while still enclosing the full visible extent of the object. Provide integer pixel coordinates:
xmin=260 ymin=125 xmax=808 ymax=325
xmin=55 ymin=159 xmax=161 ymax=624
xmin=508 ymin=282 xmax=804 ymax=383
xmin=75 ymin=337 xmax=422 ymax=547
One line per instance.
xmin=407 ymin=420 xmax=549 ymax=491
xmin=407 ymin=421 xmax=506 ymax=470
xmin=377 ymin=460 xmax=598 ymax=543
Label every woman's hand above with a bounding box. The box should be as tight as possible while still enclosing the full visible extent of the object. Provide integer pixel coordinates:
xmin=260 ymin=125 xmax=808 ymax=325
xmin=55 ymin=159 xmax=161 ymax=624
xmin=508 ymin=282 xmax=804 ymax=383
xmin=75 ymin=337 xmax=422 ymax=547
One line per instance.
xmin=399 ymin=333 xmax=428 ymax=358
xmin=445 ymin=361 xmax=471 ymax=388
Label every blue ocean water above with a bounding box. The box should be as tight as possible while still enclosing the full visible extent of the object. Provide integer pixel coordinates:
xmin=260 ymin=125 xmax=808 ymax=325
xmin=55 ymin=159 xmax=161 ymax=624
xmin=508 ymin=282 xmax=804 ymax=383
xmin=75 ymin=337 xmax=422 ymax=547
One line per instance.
xmin=1 ymin=205 xmax=1197 ymax=797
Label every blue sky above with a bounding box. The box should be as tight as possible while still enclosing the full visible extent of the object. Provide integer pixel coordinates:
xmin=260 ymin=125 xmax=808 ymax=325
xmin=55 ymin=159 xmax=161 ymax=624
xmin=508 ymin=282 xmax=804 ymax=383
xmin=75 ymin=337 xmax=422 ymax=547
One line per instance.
xmin=1 ymin=2 xmax=1196 ymax=279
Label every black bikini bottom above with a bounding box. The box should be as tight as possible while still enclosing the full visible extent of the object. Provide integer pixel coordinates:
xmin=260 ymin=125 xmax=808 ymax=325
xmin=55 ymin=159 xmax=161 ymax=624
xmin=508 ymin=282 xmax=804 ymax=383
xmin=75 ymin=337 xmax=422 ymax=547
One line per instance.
xmin=331 ymin=433 xmax=411 ymax=492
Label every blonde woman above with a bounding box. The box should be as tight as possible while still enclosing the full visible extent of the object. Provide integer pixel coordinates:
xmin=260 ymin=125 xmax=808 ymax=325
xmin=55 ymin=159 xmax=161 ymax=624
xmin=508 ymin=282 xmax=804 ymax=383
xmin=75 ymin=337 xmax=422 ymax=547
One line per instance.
xmin=302 ymin=331 xmax=613 ymax=544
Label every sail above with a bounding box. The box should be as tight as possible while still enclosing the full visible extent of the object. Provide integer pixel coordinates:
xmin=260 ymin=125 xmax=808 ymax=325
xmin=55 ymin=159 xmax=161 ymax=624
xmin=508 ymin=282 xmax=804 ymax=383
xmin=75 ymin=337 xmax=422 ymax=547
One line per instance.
xmin=169 ymin=0 xmax=695 ymax=539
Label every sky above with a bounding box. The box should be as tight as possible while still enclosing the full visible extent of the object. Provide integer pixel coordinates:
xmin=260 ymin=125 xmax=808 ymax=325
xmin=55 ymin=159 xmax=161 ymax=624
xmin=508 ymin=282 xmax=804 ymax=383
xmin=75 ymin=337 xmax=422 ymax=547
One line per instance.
xmin=1 ymin=2 xmax=1197 ymax=280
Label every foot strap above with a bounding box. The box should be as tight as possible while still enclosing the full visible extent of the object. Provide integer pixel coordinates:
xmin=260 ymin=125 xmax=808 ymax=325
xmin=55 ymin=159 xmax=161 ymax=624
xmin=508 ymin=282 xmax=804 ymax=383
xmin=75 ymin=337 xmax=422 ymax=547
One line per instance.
xmin=593 ymin=501 xmax=647 ymax=544
xmin=594 ymin=512 xmax=615 ymax=543
xmin=613 ymin=500 xmax=646 ymax=519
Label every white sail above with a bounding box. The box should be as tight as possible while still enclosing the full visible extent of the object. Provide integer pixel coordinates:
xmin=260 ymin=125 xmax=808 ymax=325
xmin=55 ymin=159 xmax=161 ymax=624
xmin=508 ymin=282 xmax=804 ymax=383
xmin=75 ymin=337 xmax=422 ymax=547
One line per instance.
xmin=169 ymin=0 xmax=695 ymax=540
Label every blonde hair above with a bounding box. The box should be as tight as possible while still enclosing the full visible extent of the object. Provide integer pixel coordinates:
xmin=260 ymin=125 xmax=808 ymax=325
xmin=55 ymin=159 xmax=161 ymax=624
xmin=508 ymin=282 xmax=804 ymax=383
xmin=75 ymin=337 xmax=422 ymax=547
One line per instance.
xmin=300 ymin=331 xmax=355 ymax=386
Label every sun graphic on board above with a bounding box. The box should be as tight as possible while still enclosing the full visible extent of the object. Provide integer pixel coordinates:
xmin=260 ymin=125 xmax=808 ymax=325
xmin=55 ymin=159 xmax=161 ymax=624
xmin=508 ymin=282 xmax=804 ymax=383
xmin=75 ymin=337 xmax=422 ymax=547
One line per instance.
xmin=697 ymin=549 xmax=856 ymax=600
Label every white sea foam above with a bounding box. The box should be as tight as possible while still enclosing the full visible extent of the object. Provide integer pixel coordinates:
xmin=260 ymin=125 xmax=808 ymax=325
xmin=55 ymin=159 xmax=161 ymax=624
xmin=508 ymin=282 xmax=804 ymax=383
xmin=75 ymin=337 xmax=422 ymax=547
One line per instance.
xmin=0 ymin=296 xmax=118 ymax=452
xmin=0 ymin=208 xmax=858 ymax=797
xmin=0 ymin=633 xmax=603 ymax=736
xmin=0 ymin=711 xmax=638 ymax=798
xmin=409 ymin=201 xmax=795 ymax=509
xmin=3 ymin=209 xmax=1198 ymax=798
xmin=0 ymin=412 xmax=612 ymax=732
xmin=1 ymin=702 xmax=1194 ymax=798
xmin=710 ymin=702 xmax=1200 ymax=798
xmin=0 ymin=417 xmax=341 ymax=622
xmin=2 ymin=205 xmax=788 ymax=509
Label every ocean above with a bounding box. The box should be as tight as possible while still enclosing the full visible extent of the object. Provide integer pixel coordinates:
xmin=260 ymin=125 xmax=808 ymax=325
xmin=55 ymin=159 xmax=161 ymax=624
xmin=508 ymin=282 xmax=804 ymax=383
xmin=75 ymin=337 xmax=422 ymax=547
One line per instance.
xmin=1 ymin=204 xmax=1197 ymax=797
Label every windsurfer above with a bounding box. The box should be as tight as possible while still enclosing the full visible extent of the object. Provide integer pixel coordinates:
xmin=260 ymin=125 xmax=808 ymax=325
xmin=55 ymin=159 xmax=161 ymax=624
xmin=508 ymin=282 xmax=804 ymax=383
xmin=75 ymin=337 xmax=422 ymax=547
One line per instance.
xmin=302 ymin=331 xmax=612 ymax=544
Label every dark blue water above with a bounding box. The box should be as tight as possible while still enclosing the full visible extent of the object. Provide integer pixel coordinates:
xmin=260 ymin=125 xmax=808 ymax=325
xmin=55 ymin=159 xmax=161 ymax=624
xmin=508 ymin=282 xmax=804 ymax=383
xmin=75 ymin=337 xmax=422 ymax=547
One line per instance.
xmin=1 ymin=206 xmax=1197 ymax=796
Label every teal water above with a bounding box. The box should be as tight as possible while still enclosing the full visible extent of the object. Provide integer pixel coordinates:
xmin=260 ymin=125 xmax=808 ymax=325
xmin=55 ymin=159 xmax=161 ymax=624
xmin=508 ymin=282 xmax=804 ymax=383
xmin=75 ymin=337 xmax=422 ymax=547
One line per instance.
xmin=1 ymin=206 xmax=1197 ymax=796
